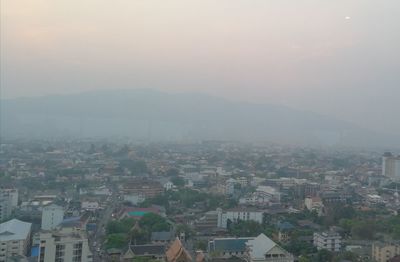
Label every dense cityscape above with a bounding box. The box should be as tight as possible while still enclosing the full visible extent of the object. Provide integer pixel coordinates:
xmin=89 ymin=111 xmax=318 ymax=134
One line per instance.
xmin=1 ymin=140 xmax=400 ymax=262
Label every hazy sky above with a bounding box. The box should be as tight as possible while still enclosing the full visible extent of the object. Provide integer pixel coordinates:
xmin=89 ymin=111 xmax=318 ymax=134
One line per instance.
xmin=1 ymin=0 xmax=400 ymax=134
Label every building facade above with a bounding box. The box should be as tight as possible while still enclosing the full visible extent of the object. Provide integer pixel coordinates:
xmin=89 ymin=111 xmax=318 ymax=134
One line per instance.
xmin=383 ymin=153 xmax=400 ymax=180
xmin=372 ymin=243 xmax=400 ymax=262
xmin=0 ymin=219 xmax=32 ymax=262
xmin=313 ymin=231 xmax=342 ymax=252
xmin=41 ymin=204 xmax=64 ymax=230
xmin=0 ymin=189 xmax=18 ymax=221
xmin=217 ymin=209 xmax=264 ymax=228
xmin=245 ymin=234 xmax=294 ymax=262
xmin=38 ymin=227 xmax=93 ymax=262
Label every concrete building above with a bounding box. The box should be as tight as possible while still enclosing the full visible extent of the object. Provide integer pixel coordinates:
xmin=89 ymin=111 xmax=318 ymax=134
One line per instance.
xmin=372 ymin=242 xmax=400 ymax=262
xmin=0 ymin=189 xmax=18 ymax=221
xmin=224 ymin=178 xmax=237 ymax=196
xmin=41 ymin=204 xmax=64 ymax=230
xmin=382 ymin=153 xmax=400 ymax=180
xmin=38 ymin=227 xmax=93 ymax=262
xmin=208 ymin=237 xmax=254 ymax=259
xmin=195 ymin=210 xmax=219 ymax=232
xmin=313 ymin=231 xmax=342 ymax=252
xmin=217 ymin=208 xmax=264 ymax=228
xmin=81 ymin=201 xmax=99 ymax=211
xmin=239 ymin=186 xmax=281 ymax=206
xmin=304 ymin=197 xmax=323 ymax=211
xmin=123 ymin=194 xmax=146 ymax=205
xmin=245 ymin=233 xmax=294 ymax=262
xmin=0 ymin=219 xmax=32 ymax=261
xmin=237 ymin=177 xmax=248 ymax=187
xmin=163 ymin=181 xmax=175 ymax=191
xmin=122 ymin=179 xmax=164 ymax=198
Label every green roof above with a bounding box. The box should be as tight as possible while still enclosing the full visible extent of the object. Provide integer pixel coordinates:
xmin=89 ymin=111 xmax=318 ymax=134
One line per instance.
xmin=128 ymin=211 xmax=149 ymax=217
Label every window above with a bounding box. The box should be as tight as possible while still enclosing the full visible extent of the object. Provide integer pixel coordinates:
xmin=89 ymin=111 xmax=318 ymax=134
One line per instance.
xmin=74 ymin=242 xmax=83 ymax=249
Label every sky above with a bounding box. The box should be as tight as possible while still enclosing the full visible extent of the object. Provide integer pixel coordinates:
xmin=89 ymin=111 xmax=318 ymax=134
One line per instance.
xmin=1 ymin=0 xmax=400 ymax=135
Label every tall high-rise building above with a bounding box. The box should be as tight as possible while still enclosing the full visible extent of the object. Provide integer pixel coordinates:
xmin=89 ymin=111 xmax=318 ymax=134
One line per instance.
xmin=0 ymin=189 xmax=18 ymax=221
xmin=41 ymin=204 xmax=64 ymax=230
xmin=382 ymin=152 xmax=400 ymax=180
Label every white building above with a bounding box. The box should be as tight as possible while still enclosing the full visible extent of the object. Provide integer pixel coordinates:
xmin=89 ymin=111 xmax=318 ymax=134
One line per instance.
xmin=41 ymin=204 xmax=64 ymax=230
xmin=313 ymin=231 xmax=342 ymax=252
xmin=0 ymin=219 xmax=32 ymax=261
xmin=237 ymin=177 xmax=248 ymax=187
xmin=382 ymin=153 xmax=400 ymax=180
xmin=38 ymin=227 xmax=93 ymax=262
xmin=163 ymin=181 xmax=175 ymax=191
xmin=256 ymin=186 xmax=281 ymax=202
xmin=81 ymin=201 xmax=100 ymax=211
xmin=366 ymin=194 xmax=384 ymax=204
xmin=0 ymin=189 xmax=18 ymax=221
xmin=217 ymin=209 xmax=264 ymax=228
xmin=123 ymin=194 xmax=146 ymax=205
xmin=245 ymin=233 xmax=294 ymax=262
xmin=239 ymin=186 xmax=281 ymax=206
xmin=224 ymin=178 xmax=237 ymax=195
xmin=304 ymin=197 xmax=323 ymax=211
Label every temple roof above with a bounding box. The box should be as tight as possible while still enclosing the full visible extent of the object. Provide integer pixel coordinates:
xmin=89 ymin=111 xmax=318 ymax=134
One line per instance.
xmin=166 ymin=238 xmax=192 ymax=262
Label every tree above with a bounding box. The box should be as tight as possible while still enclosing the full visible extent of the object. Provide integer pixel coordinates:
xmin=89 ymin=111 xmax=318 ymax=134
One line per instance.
xmin=285 ymin=240 xmax=316 ymax=256
xmin=139 ymin=213 xmax=170 ymax=232
xmin=229 ymin=220 xmax=263 ymax=237
xmin=314 ymin=249 xmax=333 ymax=262
xmin=119 ymin=159 xmax=148 ymax=175
xmin=106 ymin=218 xmax=136 ymax=234
xmin=299 ymin=256 xmax=311 ymax=262
xmin=195 ymin=240 xmax=208 ymax=251
xmin=166 ymin=168 xmax=180 ymax=177
xmin=171 ymin=176 xmax=185 ymax=187
xmin=351 ymin=220 xmax=377 ymax=240
xmin=333 ymin=251 xmax=360 ymax=262
xmin=176 ymin=224 xmax=194 ymax=239
xmin=105 ymin=233 xmax=128 ymax=249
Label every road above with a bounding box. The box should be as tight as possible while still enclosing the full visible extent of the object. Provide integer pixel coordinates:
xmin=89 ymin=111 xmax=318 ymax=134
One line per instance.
xmin=90 ymin=192 xmax=120 ymax=262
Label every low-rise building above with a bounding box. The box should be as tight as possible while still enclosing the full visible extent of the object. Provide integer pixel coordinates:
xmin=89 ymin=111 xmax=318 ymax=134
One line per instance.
xmin=151 ymin=231 xmax=175 ymax=244
xmin=304 ymin=197 xmax=323 ymax=211
xmin=123 ymin=194 xmax=146 ymax=205
xmin=165 ymin=238 xmax=192 ymax=262
xmin=195 ymin=211 xmax=219 ymax=233
xmin=245 ymin=233 xmax=294 ymax=262
xmin=81 ymin=201 xmax=100 ymax=211
xmin=123 ymin=179 xmax=164 ymax=198
xmin=208 ymin=237 xmax=253 ymax=258
xmin=163 ymin=181 xmax=175 ymax=191
xmin=313 ymin=231 xmax=341 ymax=252
xmin=372 ymin=242 xmax=400 ymax=262
xmin=217 ymin=208 xmax=264 ymax=228
xmin=122 ymin=244 xmax=166 ymax=261
xmin=0 ymin=219 xmax=32 ymax=261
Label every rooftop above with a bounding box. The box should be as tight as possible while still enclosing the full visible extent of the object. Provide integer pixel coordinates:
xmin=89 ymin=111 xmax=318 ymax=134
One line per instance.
xmin=0 ymin=219 xmax=32 ymax=242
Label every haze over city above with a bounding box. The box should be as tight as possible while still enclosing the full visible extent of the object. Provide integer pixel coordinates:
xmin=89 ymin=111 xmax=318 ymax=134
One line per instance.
xmin=1 ymin=0 xmax=400 ymax=140
xmin=3 ymin=1 xmax=400 ymax=262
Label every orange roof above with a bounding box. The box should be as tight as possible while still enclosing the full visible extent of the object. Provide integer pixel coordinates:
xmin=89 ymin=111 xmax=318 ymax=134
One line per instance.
xmin=166 ymin=238 xmax=192 ymax=262
xmin=196 ymin=252 xmax=205 ymax=262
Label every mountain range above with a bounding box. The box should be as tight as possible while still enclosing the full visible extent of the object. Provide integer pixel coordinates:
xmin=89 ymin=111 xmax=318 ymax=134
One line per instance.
xmin=1 ymin=89 xmax=397 ymax=148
